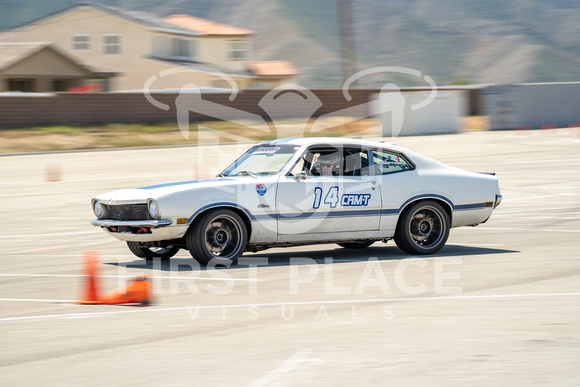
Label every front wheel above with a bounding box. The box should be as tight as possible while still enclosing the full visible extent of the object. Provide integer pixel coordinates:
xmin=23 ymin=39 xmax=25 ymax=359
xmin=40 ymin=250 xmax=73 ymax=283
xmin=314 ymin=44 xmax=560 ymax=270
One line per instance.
xmin=186 ymin=209 xmax=248 ymax=265
xmin=126 ymin=241 xmax=179 ymax=260
xmin=394 ymin=200 xmax=450 ymax=255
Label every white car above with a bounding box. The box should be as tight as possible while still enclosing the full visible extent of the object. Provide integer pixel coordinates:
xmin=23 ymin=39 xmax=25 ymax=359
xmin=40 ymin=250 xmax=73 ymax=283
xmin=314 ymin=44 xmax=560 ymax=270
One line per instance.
xmin=91 ymin=138 xmax=502 ymax=264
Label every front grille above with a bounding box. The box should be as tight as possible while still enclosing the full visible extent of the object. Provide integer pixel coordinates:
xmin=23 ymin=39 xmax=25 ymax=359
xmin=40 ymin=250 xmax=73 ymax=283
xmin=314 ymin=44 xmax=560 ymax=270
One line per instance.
xmin=102 ymin=203 xmax=152 ymax=220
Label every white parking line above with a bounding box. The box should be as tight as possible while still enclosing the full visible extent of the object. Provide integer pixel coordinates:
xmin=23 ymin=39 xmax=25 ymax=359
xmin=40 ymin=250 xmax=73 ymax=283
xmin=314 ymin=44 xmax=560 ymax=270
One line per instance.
xmin=0 ymin=273 xmax=257 ymax=281
xmin=0 ymin=298 xmax=76 ymax=303
xmin=0 ymin=191 xmax=94 ymax=198
xmin=0 ymin=231 xmax=97 ymax=239
xmin=447 ymin=243 xmax=504 ymax=247
xmin=503 ymin=193 xmax=576 ymax=202
xmin=1 ymin=292 xmax=578 ymax=322
xmin=479 ymin=227 xmax=580 ymax=233
xmin=492 ymin=216 xmax=580 ymax=220
xmin=249 ymin=348 xmax=316 ymax=387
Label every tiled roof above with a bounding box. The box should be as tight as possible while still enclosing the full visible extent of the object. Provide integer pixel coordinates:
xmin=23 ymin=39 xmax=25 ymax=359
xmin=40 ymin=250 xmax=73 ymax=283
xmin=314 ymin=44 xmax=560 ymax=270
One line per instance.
xmin=247 ymin=61 xmax=299 ymax=77
xmin=163 ymin=15 xmax=255 ymax=36
xmin=14 ymin=4 xmax=202 ymax=37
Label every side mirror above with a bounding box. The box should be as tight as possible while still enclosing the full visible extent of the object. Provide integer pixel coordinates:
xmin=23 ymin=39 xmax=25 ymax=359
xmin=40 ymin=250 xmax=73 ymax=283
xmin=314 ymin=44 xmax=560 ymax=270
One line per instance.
xmin=294 ymin=171 xmax=307 ymax=180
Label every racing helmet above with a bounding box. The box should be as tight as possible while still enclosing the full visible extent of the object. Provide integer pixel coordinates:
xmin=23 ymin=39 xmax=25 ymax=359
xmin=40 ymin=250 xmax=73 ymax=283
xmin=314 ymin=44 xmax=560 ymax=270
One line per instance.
xmin=317 ymin=153 xmax=342 ymax=174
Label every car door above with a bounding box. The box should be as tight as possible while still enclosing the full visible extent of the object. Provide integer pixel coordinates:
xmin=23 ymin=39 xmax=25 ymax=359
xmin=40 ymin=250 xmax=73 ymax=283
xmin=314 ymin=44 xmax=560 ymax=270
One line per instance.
xmin=276 ymin=146 xmax=382 ymax=235
xmin=369 ymin=148 xmax=418 ymax=232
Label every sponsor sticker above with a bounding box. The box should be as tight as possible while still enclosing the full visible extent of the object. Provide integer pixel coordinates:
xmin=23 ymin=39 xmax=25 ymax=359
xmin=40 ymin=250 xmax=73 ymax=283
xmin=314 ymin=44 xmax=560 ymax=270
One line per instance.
xmin=379 ymin=158 xmax=404 ymax=168
xmin=252 ymin=146 xmax=280 ymax=155
xmin=256 ymin=184 xmax=267 ymax=196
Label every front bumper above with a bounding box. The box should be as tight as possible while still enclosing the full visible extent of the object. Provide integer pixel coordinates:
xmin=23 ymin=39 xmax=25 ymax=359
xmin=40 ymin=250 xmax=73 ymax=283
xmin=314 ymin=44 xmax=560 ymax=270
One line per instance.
xmin=91 ymin=219 xmax=172 ymax=227
xmin=91 ymin=218 xmax=188 ymax=242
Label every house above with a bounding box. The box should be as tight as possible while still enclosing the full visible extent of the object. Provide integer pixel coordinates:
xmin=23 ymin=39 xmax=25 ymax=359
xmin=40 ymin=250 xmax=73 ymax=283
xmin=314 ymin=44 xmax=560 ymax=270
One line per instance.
xmin=11 ymin=3 xmax=298 ymax=91
xmin=0 ymin=42 xmax=117 ymax=92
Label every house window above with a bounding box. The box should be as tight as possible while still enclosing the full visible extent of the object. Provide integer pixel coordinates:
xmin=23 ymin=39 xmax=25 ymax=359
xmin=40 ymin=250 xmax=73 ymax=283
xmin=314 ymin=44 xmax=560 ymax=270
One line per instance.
xmin=72 ymin=35 xmax=90 ymax=51
xmin=172 ymin=38 xmax=194 ymax=59
xmin=151 ymin=36 xmax=196 ymax=60
xmin=103 ymin=34 xmax=121 ymax=55
xmin=227 ymin=41 xmax=250 ymax=60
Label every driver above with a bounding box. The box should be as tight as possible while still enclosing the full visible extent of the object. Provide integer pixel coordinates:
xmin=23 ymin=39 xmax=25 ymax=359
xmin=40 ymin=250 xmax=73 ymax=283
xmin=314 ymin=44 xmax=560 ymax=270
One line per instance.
xmin=313 ymin=153 xmax=342 ymax=176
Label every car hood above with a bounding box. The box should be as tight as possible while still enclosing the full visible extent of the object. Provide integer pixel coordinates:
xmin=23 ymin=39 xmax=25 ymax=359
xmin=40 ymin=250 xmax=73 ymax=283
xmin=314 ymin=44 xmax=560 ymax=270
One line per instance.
xmin=94 ymin=178 xmax=237 ymax=204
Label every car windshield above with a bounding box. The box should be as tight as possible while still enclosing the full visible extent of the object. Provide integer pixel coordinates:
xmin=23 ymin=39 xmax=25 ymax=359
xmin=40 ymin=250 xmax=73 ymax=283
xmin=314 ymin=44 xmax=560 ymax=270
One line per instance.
xmin=221 ymin=144 xmax=300 ymax=177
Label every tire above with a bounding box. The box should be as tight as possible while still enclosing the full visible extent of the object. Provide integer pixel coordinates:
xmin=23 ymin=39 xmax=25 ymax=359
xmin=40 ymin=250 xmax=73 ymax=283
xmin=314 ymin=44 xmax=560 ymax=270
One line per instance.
xmin=394 ymin=200 xmax=450 ymax=255
xmin=337 ymin=240 xmax=375 ymax=249
xmin=186 ymin=209 xmax=248 ymax=265
xmin=126 ymin=241 xmax=179 ymax=260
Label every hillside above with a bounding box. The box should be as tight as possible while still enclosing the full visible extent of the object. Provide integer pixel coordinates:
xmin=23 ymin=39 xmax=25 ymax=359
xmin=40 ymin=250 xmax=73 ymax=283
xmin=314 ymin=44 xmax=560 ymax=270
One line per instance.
xmin=1 ymin=0 xmax=579 ymax=87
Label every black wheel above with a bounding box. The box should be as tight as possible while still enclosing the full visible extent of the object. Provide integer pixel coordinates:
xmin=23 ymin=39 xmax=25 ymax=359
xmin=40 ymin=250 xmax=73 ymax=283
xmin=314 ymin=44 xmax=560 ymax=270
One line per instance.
xmin=186 ymin=209 xmax=248 ymax=265
xmin=394 ymin=200 xmax=450 ymax=255
xmin=126 ymin=241 xmax=179 ymax=260
xmin=337 ymin=240 xmax=375 ymax=249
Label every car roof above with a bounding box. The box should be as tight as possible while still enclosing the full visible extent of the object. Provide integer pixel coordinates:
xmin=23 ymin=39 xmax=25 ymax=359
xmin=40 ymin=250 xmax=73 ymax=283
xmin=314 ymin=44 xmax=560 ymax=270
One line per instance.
xmin=260 ymin=137 xmax=399 ymax=149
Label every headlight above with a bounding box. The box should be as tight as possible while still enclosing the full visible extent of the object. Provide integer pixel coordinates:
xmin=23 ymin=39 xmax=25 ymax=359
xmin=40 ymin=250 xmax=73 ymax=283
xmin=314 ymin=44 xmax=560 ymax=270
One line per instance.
xmin=93 ymin=200 xmax=103 ymax=218
xmin=148 ymin=200 xmax=160 ymax=219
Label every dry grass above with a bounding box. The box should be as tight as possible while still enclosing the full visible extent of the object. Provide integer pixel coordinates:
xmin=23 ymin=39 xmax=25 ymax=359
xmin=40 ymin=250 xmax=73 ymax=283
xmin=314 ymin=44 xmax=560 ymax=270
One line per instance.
xmin=0 ymin=117 xmax=380 ymax=154
xmin=462 ymin=116 xmax=489 ymax=131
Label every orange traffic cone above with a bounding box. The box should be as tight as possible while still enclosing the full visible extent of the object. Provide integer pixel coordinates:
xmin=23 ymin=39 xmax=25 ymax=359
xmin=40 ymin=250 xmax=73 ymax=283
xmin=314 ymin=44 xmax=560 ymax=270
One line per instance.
xmin=97 ymin=276 xmax=152 ymax=306
xmin=46 ymin=162 xmax=62 ymax=182
xmin=76 ymin=251 xmax=101 ymax=304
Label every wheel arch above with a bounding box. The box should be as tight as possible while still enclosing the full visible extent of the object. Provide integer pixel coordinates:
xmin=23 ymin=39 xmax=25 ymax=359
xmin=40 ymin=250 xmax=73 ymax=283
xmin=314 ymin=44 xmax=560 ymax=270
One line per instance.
xmin=397 ymin=196 xmax=453 ymax=228
xmin=186 ymin=204 xmax=253 ymax=241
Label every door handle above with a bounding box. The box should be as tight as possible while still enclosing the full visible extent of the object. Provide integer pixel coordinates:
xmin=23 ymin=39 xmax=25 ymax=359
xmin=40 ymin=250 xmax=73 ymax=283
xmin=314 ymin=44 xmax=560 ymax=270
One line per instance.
xmin=363 ymin=179 xmax=377 ymax=185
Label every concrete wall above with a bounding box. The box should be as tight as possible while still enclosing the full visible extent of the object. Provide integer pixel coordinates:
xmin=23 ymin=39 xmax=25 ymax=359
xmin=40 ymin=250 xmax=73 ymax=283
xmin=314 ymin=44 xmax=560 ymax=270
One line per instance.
xmin=0 ymin=89 xmax=377 ymax=128
xmin=482 ymin=83 xmax=580 ymax=129
xmin=375 ymin=90 xmax=467 ymax=136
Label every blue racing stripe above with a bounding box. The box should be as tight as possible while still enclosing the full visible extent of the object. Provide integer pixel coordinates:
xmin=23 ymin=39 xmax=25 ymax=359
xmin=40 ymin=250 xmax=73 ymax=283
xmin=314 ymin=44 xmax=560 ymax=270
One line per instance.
xmin=183 ymin=196 xmax=487 ymax=225
xmin=139 ymin=179 xmax=226 ymax=190
xmin=277 ymin=209 xmax=382 ymax=220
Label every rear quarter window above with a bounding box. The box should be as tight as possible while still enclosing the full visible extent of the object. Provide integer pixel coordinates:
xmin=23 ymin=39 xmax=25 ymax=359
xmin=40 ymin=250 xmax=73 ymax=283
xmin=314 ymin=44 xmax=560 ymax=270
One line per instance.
xmin=372 ymin=149 xmax=414 ymax=175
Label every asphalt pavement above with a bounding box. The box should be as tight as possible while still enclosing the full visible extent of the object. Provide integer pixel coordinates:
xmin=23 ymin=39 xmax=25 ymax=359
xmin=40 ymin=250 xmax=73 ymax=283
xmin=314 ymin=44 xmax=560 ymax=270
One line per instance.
xmin=1 ymin=129 xmax=579 ymax=386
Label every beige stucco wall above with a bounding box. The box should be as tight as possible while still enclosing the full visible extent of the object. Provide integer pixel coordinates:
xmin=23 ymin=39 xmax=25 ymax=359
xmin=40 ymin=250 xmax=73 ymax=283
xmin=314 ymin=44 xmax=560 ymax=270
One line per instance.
xmin=21 ymin=8 xmax=154 ymax=90
xmin=142 ymin=58 xmax=255 ymax=91
xmin=197 ymin=36 xmax=249 ymax=72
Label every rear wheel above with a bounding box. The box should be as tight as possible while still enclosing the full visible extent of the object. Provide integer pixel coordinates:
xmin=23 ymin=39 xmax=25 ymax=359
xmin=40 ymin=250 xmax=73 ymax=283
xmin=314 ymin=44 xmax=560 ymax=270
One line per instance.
xmin=186 ymin=209 xmax=247 ymax=265
xmin=394 ymin=200 xmax=450 ymax=255
xmin=337 ymin=240 xmax=375 ymax=249
xmin=126 ymin=241 xmax=179 ymax=260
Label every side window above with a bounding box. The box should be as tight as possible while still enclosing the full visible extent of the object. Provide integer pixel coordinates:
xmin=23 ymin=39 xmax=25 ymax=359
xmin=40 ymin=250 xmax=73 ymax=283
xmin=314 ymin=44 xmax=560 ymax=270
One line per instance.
xmin=293 ymin=147 xmax=371 ymax=177
xmin=372 ymin=149 xmax=413 ymax=175
xmin=343 ymin=148 xmax=370 ymax=176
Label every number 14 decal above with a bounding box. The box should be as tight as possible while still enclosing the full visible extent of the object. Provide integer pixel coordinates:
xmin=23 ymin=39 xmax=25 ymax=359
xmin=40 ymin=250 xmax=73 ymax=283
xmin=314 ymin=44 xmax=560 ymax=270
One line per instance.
xmin=313 ymin=186 xmax=372 ymax=208
xmin=313 ymin=186 xmax=340 ymax=209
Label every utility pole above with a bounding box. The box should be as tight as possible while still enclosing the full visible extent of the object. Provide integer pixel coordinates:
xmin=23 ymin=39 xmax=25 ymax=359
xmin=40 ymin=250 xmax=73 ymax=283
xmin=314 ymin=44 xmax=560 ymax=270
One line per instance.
xmin=337 ymin=0 xmax=357 ymax=88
